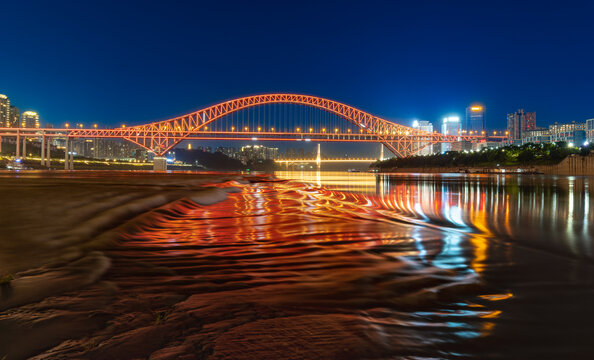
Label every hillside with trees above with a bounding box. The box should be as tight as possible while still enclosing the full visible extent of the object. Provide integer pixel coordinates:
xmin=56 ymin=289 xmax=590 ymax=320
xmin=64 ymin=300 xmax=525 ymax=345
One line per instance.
xmin=373 ymin=142 xmax=594 ymax=170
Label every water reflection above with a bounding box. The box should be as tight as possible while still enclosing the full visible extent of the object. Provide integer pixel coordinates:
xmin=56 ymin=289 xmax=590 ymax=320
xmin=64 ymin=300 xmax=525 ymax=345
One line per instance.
xmin=276 ymin=171 xmax=594 ymax=260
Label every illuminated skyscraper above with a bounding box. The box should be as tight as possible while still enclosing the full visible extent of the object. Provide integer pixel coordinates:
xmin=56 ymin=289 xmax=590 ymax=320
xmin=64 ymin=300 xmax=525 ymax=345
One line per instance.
xmin=465 ymin=104 xmax=485 ymax=134
xmin=412 ymin=120 xmax=434 ymax=155
xmin=0 ymin=94 xmax=9 ymax=127
xmin=441 ymin=116 xmax=461 ymax=152
xmin=9 ymin=106 xmax=20 ymax=127
xmin=21 ymin=111 xmax=40 ymax=128
xmin=507 ymin=109 xmax=536 ymax=144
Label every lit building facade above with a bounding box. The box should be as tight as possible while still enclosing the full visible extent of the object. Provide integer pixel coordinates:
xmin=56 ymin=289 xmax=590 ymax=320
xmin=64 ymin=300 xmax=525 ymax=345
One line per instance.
xmin=507 ymin=109 xmax=536 ymax=144
xmin=522 ymin=128 xmax=551 ymax=144
xmin=20 ymin=111 xmax=40 ymax=128
xmin=586 ymin=119 xmax=594 ymax=142
xmin=9 ymin=106 xmax=20 ymax=127
xmin=548 ymin=121 xmax=586 ymax=145
xmin=239 ymin=145 xmax=279 ymax=164
xmin=441 ymin=116 xmax=461 ymax=153
xmin=465 ymin=104 xmax=486 ymax=134
xmin=412 ymin=120 xmax=434 ymax=155
xmin=215 ymin=146 xmax=238 ymax=159
xmin=0 ymin=94 xmax=9 ymax=127
xmin=93 ymin=138 xmax=138 ymax=160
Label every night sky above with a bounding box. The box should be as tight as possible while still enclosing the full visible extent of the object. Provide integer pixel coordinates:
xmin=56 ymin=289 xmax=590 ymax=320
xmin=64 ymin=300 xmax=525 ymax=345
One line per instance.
xmin=1 ymin=0 xmax=593 ymax=132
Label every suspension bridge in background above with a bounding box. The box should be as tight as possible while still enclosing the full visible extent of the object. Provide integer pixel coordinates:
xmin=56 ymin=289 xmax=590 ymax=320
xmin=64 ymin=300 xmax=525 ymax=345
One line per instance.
xmin=0 ymin=94 xmax=505 ymax=170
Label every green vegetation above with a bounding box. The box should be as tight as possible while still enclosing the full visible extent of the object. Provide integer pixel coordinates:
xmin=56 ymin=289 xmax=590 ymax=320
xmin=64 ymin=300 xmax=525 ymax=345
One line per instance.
xmin=373 ymin=142 xmax=594 ymax=169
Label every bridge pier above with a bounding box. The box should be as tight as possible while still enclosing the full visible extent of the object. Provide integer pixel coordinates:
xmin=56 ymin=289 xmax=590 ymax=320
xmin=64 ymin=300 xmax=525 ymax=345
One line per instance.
xmin=41 ymin=134 xmax=45 ymax=166
xmin=46 ymin=137 xmax=51 ymax=167
xmin=70 ymin=139 xmax=74 ymax=170
xmin=64 ymin=137 xmax=69 ymax=170
xmin=16 ymin=130 xmax=20 ymax=159
xmin=22 ymin=136 xmax=27 ymax=159
xmin=153 ymin=157 xmax=167 ymax=171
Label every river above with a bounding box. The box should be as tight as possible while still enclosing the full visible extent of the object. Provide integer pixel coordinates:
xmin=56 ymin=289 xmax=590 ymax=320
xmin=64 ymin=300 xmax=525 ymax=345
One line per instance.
xmin=1 ymin=170 xmax=593 ymax=359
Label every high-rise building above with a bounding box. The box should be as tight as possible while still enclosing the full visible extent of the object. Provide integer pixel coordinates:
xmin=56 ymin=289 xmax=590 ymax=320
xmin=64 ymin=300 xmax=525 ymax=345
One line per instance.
xmin=548 ymin=121 xmax=586 ymax=144
xmin=21 ymin=111 xmax=40 ymax=128
xmin=507 ymin=109 xmax=536 ymax=144
xmin=412 ymin=120 xmax=434 ymax=155
xmin=441 ymin=116 xmax=461 ymax=152
xmin=0 ymin=94 xmax=9 ymax=127
xmin=9 ymin=106 xmax=20 ymax=128
xmin=586 ymin=119 xmax=594 ymax=143
xmin=465 ymin=104 xmax=486 ymax=134
xmin=239 ymin=145 xmax=279 ymax=164
xmin=215 ymin=146 xmax=238 ymax=159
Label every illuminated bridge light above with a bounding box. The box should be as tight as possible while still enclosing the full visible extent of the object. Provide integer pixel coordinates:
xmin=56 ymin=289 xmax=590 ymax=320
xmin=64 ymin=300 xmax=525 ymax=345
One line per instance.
xmin=9 ymin=94 xmax=489 ymax=159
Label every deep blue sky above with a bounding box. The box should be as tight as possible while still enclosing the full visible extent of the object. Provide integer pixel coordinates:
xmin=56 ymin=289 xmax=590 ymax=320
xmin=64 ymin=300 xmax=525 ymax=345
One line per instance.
xmin=1 ymin=0 xmax=593 ymax=131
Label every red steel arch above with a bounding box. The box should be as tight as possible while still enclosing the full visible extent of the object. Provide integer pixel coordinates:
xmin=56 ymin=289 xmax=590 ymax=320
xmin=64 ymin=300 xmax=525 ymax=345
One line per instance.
xmin=69 ymin=94 xmax=482 ymax=157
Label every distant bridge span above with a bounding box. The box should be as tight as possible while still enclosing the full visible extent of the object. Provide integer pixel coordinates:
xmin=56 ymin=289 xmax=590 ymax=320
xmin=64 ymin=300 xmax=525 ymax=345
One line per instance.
xmin=0 ymin=94 xmax=497 ymax=158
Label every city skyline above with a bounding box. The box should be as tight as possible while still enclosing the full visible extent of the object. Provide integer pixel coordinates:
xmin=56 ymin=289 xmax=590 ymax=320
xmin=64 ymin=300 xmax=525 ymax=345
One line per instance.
xmin=0 ymin=1 xmax=593 ymax=132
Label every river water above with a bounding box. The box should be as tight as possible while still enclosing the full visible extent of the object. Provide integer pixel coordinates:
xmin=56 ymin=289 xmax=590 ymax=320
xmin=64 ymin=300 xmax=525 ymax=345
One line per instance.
xmin=1 ymin=171 xmax=594 ymax=359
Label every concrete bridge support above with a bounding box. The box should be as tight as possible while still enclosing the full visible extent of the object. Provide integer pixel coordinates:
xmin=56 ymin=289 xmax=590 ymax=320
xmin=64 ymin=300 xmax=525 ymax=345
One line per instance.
xmin=65 ymin=137 xmax=69 ymax=170
xmin=69 ymin=139 xmax=74 ymax=170
xmin=41 ymin=135 xmax=45 ymax=166
xmin=46 ymin=137 xmax=51 ymax=167
xmin=64 ymin=137 xmax=74 ymax=170
xmin=153 ymin=157 xmax=167 ymax=171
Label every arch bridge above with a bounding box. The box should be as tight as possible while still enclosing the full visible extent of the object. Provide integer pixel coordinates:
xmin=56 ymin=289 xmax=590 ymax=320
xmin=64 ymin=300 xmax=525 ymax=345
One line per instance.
xmin=0 ymin=94 xmax=499 ymax=164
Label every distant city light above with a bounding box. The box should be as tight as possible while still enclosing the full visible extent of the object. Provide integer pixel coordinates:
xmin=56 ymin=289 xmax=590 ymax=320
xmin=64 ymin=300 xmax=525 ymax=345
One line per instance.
xmin=443 ymin=116 xmax=460 ymax=123
xmin=568 ymin=142 xmax=574 ymax=147
xmin=471 ymin=106 xmax=483 ymax=111
xmin=412 ymin=120 xmax=419 ymax=128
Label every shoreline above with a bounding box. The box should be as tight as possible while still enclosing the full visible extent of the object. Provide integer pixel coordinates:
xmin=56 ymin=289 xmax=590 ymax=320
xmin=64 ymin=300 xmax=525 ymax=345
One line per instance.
xmin=375 ymin=153 xmax=594 ymax=176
